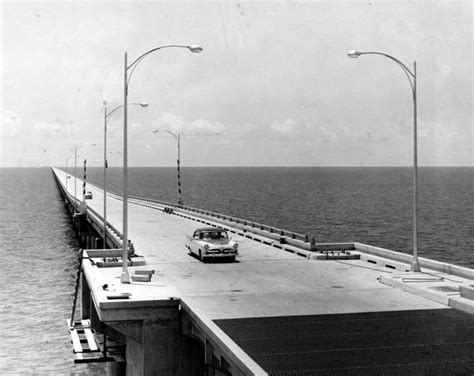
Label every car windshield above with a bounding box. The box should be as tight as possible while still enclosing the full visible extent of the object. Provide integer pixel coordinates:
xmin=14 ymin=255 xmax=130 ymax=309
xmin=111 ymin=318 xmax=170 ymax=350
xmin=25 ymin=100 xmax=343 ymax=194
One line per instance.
xmin=201 ymin=231 xmax=228 ymax=240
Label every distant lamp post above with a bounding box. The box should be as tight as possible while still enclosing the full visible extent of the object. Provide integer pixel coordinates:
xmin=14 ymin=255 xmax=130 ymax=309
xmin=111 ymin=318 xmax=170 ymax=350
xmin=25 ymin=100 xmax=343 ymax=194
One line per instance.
xmin=74 ymin=143 xmax=96 ymax=210
xmin=103 ymin=102 xmax=148 ymax=249
xmin=121 ymin=44 xmax=203 ymax=283
xmin=152 ymin=129 xmax=183 ymax=206
xmin=65 ymin=155 xmax=74 ymax=201
xmin=65 ymin=155 xmax=74 ymax=188
xmin=347 ymin=50 xmax=421 ymax=272
xmin=80 ymin=159 xmax=88 ymax=213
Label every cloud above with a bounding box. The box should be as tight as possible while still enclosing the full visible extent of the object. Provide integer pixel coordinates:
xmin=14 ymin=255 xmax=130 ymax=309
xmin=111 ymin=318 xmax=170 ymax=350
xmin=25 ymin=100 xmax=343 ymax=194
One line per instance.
xmin=1 ymin=110 xmax=23 ymax=136
xmin=154 ymin=113 xmax=226 ymax=135
xmin=34 ymin=121 xmax=63 ymax=133
xmin=33 ymin=120 xmax=80 ymax=136
xmin=190 ymin=118 xmax=226 ymax=134
xmin=271 ymin=118 xmax=297 ymax=135
xmin=157 ymin=113 xmax=185 ymax=130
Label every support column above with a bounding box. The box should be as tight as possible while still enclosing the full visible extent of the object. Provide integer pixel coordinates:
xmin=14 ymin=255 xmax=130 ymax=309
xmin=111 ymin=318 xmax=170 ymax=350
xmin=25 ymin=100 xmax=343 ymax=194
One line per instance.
xmin=142 ymin=314 xmax=181 ymax=375
xmin=108 ymin=305 xmax=182 ymax=375
xmin=81 ymin=272 xmax=91 ymax=320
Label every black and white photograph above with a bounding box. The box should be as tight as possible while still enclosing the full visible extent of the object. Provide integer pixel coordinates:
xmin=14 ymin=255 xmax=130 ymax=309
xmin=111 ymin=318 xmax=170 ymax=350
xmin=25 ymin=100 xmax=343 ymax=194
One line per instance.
xmin=1 ymin=1 xmax=473 ymax=374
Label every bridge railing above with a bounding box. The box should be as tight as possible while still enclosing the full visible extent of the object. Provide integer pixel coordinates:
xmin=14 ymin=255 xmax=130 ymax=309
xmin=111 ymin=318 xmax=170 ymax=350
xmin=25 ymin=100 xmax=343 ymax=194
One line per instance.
xmin=86 ymin=205 xmax=124 ymax=247
xmin=123 ymin=194 xmax=315 ymax=246
xmin=53 ymin=168 xmax=315 ymax=250
xmin=51 ymin=168 xmax=124 ymax=249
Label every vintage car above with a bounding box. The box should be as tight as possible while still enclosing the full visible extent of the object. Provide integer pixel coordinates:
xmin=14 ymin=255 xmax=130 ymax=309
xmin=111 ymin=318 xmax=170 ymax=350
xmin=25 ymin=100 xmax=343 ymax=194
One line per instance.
xmin=186 ymin=227 xmax=238 ymax=262
xmin=85 ymin=191 xmax=93 ymax=200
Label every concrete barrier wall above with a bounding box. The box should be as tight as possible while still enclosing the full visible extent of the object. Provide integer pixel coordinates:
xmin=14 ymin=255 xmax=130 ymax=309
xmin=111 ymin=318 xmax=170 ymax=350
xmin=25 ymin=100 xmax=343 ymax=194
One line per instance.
xmin=52 ymin=168 xmax=473 ymax=279
xmin=128 ymin=194 xmax=312 ymax=244
xmin=52 ymin=168 xmax=122 ymax=248
xmin=354 ymin=242 xmax=474 ymax=279
xmin=167 ymin=203 xmax=316 ymax=251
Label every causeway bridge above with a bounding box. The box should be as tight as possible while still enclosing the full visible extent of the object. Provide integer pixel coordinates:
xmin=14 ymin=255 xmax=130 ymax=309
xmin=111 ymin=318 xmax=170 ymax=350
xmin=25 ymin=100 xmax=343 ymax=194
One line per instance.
xmin=51 ymin=167 xmax=474 ymax=375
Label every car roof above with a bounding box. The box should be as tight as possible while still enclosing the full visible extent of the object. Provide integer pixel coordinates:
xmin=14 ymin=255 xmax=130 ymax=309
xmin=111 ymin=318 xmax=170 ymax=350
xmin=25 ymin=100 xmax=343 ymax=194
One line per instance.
xmin=194 ymin=227 xmax=226 ymax=232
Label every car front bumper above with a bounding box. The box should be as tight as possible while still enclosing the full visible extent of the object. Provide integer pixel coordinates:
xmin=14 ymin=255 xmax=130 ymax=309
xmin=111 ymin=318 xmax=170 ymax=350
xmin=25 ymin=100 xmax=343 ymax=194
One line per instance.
xmin=204 ymin=250 xmax=238 ymax=258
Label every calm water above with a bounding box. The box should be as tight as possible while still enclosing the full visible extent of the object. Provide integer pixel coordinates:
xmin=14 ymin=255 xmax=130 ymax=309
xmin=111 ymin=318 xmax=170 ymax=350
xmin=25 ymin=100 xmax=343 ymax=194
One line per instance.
xmin=0 ymin=166 xmax=473 ymax=374
xmin=86 ymin=166 xmax=474 ymax=266
xmin=0 ymin=168 xmax=104 ymax=375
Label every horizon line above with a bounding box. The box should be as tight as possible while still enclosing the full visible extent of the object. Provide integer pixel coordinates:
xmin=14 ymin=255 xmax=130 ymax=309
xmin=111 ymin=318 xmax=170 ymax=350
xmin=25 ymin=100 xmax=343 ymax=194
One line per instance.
xmin=1 ymin=165 xmax=473 ymax=169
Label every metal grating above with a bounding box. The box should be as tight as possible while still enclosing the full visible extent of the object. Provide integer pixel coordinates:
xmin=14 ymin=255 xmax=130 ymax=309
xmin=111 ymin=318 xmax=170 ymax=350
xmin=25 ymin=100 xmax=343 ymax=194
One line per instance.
xmin=214 ymin=309 xmax=474 ymax=375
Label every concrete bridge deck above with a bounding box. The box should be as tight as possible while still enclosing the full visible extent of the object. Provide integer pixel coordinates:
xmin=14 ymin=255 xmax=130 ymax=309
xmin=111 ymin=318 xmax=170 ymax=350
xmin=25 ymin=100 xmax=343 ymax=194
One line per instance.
xmin=52 ymin=167 xmax=474 ymax=375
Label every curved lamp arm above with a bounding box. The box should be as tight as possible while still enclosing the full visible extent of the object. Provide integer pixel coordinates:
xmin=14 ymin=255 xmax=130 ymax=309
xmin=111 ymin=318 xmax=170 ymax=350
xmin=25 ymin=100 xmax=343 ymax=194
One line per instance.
xmin=106 ymin=102 xmax=148 ymax=118
xmin=127 ymin=44 xmax=202 ymax=89
xmin=152 ymin=129 xmax=179 ymax=142
xmin=348 ymin=50 xmax=415 ymax=97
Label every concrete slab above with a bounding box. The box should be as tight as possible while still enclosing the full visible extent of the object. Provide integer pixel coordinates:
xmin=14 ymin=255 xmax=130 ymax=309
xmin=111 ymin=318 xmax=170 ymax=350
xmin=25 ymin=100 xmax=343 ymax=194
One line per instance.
xmin=380 ymin=271 xmax=474 ymax=314
xmin=52 ymin=168 xmax=450 ymax=321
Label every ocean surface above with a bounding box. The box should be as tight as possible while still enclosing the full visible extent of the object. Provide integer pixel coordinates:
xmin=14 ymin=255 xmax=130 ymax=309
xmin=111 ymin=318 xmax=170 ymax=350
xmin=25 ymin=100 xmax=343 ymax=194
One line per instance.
xmin=0 ymin=166 xmax=473 ymax=374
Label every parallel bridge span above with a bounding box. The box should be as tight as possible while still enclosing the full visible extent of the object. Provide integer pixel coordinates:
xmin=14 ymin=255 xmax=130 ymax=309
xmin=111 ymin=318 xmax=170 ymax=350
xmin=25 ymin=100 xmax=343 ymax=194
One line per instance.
xmin=51 ymin=167 xmax=474 ymax=375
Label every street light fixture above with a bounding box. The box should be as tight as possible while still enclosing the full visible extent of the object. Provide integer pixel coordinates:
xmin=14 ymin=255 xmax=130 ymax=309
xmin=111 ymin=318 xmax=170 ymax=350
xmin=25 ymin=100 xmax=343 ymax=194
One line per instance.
xmin=121 ymin=44 xmax=203 ymax=283
xmin=103 ymin=102 xmax=148 ymax=249
xmin=152 ymin=129 xmax=183 ymax=206
xmin=347 ymin=50 xmax=362 ymax=58
xmin=347 ymin=50 xmax=421 ymax=272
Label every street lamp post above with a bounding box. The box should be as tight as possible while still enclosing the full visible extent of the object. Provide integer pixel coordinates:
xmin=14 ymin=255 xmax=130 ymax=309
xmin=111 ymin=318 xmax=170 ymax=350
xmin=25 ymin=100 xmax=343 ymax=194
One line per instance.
xmin=81 ymin=158 xmax=87 ymax=213
xmin=152 ymin=129 xmax=183 ymax=206
xmin=347 ymin=50 xmax=421 ymax=272
xmin=121 ymin=44 xmax=203 ymax=283
xmin=103 ymin=102 xmax=148 ymax=249
xmin=65 ymin=155 xmax=74 ymax=193
xmin=74 ymin=143 xmax=95 ymax=211
xmin=65 ymin=155 xmax=74 ymax=203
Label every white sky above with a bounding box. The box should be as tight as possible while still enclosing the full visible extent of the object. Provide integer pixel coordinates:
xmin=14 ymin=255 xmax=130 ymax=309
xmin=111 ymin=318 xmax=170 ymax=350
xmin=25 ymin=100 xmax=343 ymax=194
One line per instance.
xmin=1 ymin=0 xmax=472 ymax=167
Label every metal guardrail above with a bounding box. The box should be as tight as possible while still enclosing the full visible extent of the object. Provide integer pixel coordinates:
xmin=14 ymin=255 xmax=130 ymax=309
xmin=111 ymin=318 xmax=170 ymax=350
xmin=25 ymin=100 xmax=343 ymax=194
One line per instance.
xmin=86 ymin=205 xmax=123 ymax=247
xmin=122 ymin=194 xmax=314 ymax=244
xmin=52 ymin=168 xmax=123 ymax=248
xmin=53 ymin=167 xmax=314 ymax=248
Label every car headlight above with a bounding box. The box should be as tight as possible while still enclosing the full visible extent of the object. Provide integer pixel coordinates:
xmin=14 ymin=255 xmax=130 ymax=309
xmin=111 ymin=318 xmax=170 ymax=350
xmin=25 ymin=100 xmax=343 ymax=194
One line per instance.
xmin=233 ymin=243 xmax=238 ymax=250
xmin=204 ymin=244 xmax=210 ymax=251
